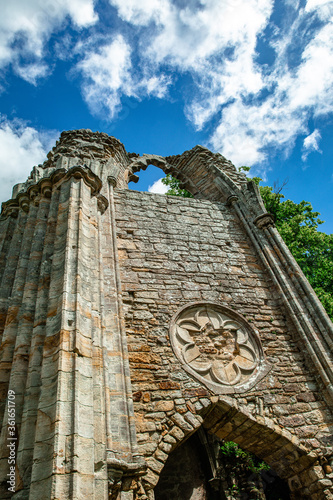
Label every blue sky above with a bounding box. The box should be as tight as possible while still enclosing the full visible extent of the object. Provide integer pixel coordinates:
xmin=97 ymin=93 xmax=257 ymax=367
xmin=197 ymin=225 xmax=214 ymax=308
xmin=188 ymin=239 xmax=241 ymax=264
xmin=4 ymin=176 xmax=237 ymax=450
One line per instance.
xmin=0 ymin=0 xmax=332 ymax=232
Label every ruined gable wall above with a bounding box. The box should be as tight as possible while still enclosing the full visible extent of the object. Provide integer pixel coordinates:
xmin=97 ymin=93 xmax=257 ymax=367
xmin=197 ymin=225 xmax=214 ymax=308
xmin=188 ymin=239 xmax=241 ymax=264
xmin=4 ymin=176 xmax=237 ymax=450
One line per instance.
xmin=114 ymin=188 xmax=333 ymax=491
xmin=1 ymin=128 xmax=332 ymax=499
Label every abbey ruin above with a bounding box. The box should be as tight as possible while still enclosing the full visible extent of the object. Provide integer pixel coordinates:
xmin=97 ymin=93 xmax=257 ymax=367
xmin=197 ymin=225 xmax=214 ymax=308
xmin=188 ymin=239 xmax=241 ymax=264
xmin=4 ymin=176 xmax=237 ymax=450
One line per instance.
xmin=0 ymin=129 xmax=333 ymax=499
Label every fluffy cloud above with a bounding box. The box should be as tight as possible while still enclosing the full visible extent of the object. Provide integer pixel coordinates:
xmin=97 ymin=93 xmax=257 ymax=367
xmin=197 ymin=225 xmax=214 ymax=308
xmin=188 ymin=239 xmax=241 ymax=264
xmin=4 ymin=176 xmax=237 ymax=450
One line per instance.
xmin=110 ymin=0 xmax=272 ymax=70
xmin=305 ymin=0 xmax=333 ymax=20
xmin=77 ymin=35 xmax=134 ymax=119
xmin=2 ymin=0 xmax=332 ymax=171
xmin=208 ymin=97 xmax=305 ymax=167
xmin=105 ymin=0 xmax=333 ymax=168
xmin=76 ymin=35 xmax=172 ymax=118
xmin=181 ymin=1 xmax=333 ymax=168
xmin=302 ymin=129 xmax=322 ymax=161
xmin=0 ymin=117 xmax=58 ymax=204
xmin=142 ymin=75 xmax=172 ymax=99
xmin=0 ymin=0 xmax=97 ymax=83
xmin=148 ymin=178 xmax=168 ymax=195
xmin=15 ymin=62 xmax=50 ymax=85
xmin=288 ymin=23 xmax=333 ymax=115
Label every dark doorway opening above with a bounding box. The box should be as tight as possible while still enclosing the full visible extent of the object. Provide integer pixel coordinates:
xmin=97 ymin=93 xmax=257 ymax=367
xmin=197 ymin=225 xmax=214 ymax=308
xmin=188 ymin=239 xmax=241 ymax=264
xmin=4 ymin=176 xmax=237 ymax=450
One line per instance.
xmin=154 ymin=431 xmax=290 ymax=500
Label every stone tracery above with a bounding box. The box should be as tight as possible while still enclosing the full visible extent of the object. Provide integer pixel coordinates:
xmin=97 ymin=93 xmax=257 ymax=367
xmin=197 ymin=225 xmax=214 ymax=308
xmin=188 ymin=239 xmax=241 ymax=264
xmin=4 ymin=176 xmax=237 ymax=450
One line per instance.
xmin=170 ymin=302 xmax=270 ymax=393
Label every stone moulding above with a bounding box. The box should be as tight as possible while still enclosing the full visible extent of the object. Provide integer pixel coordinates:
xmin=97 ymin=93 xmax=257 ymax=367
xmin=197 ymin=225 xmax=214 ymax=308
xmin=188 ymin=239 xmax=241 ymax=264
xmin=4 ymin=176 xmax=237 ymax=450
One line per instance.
xmin=107 ymin=458 xmax=147 ymax=500
xmin=226 ymin=193 xmax=333 ymax=408
xmin=169 ymin=302 xmax=272 ymax=394
xmin=253 ymin=212 xmax=275 ymax=229
xmin=0 ymin=165 xmax=104 ymax=218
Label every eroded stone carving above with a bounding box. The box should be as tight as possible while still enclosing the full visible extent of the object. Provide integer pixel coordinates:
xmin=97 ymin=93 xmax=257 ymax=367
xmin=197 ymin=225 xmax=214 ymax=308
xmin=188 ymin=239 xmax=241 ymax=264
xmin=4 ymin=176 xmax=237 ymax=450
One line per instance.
xmin=170 ymin=302 xmax=271 ymax=394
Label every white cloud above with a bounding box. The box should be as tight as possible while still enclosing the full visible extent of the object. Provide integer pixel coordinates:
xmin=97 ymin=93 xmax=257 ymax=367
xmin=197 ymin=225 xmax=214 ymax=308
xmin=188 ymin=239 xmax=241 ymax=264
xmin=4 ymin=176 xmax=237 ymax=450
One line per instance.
xmin=306 ymin=0 xmax=329 ymax=5
xmin=106 ymin=0 xmax=277 ymax=166
xmin=302 ymin=129 xmax=322 ymax=161
xmin=1 ymin=0 xmax=332 ymax=173
xmin=209 ymin=96 xmax=305 ymax=167
xmin=66 ymin=0 xmax=98 ymax=27
xmin=108 ymin=0 xmax=170 ymax=27
xmin=0 ymin=117 xmax=58 ymax=205
xmin=110 ymin=0 xmax=272 ymax=69
xmin=184 ymin=2 xmax=333 ymax=167
xmin=75 ymin=34 xmax=173 ymax=118
xmin=103 ymin=0 xmax=333 ymax=169
xmin=142 ymin=75 xmax=172 ymax=99
xmin=15 ymin=62 xmax=50 ymax=85
xmin=305 ymin=0 xmax=333 ymax=21
xmin=148 ymin=178 xmax=168 ymax=194
xmin=288 ymin=23 xmax=333 ymax=115
xmin=77 ymin=35 xmax=135 ymax=119
xmin=0 ymin=0 xmax=97 ymax=82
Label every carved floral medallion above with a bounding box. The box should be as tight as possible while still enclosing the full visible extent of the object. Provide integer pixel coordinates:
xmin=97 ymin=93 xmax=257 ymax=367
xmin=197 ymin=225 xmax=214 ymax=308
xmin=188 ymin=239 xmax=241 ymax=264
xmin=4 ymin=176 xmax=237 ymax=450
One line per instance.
xmin=170 ymin=302 xmax=271 ymax=394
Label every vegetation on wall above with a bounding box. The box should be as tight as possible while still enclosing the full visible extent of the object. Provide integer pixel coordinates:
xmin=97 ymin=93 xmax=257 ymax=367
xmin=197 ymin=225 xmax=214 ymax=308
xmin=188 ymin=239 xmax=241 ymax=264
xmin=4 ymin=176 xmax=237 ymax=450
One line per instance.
xmin=161 ymin=173 xmax=333 ymax=320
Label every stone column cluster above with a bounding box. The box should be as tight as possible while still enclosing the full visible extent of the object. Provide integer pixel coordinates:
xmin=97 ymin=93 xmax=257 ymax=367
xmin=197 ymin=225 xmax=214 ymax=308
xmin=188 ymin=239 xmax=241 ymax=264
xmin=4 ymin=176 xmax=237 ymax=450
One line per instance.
xmin=0 ymin=134 xmax=143 ymax=499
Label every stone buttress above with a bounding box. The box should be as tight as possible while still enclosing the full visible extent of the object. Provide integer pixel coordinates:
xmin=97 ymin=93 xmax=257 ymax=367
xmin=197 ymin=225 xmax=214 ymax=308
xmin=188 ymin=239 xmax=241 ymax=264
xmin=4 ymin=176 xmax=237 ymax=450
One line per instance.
xmin=0 ymin=131 xmax=144 ymax=499
xmin=0 ymin=129 xmax=332 ymax=499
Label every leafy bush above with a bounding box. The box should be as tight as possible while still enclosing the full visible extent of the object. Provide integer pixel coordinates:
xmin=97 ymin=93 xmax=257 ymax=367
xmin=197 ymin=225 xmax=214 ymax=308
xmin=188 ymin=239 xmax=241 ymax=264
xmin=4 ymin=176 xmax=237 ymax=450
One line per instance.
xmin=220 ymin=441 xmax=270 ymax=475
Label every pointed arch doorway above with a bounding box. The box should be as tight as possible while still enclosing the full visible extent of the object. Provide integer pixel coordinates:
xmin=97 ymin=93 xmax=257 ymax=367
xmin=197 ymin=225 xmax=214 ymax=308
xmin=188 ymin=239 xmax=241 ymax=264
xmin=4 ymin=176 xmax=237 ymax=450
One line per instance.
xmin=154 ymin=428 xmax=290 ymax=500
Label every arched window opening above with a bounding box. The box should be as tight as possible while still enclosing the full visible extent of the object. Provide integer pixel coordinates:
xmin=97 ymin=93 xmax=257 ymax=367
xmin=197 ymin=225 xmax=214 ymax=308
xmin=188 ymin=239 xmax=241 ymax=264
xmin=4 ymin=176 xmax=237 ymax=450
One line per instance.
xmin=128 ymin=164 xmax=168 ymax=195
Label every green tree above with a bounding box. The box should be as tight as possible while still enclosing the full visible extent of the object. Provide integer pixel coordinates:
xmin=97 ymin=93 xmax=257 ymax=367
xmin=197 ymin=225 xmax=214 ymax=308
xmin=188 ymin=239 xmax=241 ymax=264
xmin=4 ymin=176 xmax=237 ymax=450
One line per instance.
xmin=218 ymin=441 xmax=270 ymax=499
xmin=162 ymin=174 xmax=193 ymax=198
xmin=257 ymin=181 xmax=333 ymax=319
xmin=220 ymin=441 xmax=270 ymax=474
xmin=161 ymin=174 xmax=333 ymax=319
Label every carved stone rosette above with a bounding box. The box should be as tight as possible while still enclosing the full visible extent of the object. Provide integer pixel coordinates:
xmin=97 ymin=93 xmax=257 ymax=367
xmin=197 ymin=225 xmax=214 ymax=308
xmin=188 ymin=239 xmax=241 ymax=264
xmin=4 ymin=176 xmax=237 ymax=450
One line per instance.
xmin=170 ymin=302 xmax=271 ymax=394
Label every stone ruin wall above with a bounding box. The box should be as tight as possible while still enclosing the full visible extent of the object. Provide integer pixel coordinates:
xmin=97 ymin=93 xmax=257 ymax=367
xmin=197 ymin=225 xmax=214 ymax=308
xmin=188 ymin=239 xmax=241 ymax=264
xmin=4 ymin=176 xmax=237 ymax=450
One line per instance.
xmin=0 ymin=129 xmax=333 ymax=499
xmin=116 ymin=188 xmax=333 ymax=496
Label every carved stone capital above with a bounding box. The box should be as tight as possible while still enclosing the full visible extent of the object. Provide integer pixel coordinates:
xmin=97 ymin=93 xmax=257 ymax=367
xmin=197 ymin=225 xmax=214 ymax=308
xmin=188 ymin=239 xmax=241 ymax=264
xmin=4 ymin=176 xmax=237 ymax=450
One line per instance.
xmin=1 ymin=165 xmax=104 ymax=218
xmin=226 ymin=194 xmax=239 ymax=207
xmin=1 ymin=200 xmax=20 ymax=219
xmin=27 ymin=185 xmax=40 ymax=204
xmin=108 ymin=467 xmax=123 ymax=500
xmin=50 ymin=168 xmax=67 ymax=186
xmin=63 ymin=165 xmax=103 ymax=195
xmin=8 ymin=206 xmax=19 ymax=218
xmin=253 ymin=212 xmax=275 ymax=229
xmin=108 ymin=175 xmax=117 ymax=188
xmin=17 ymin=193 xmax=30 ymax=213
xmin=97 ymin=194 xmax=109 ymax=214
xmin=39 ymin=179 xmax=53 ymax=199
xmin=107 ymin=458 xmax=147 ymax=500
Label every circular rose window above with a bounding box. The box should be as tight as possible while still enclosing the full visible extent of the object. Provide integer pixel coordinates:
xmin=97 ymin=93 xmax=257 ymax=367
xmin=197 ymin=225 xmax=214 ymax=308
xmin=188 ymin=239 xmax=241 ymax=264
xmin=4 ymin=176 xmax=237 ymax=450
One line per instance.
xmin=169 ymin=302 xmax=271 ymax=394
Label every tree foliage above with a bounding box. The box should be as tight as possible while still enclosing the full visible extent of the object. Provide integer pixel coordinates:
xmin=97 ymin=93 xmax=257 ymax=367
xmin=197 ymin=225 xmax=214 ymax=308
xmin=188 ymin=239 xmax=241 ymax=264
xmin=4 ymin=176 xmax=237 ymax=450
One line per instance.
xmin=162 ymin=174 xmax=193 ymax=198
xmin=218 ymin=441 xmax=272 ymax=499
xmin=220 ymin=441 xmax=270 ymax=475
xmin=161 ymin=173 xmax=333 ymax=319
